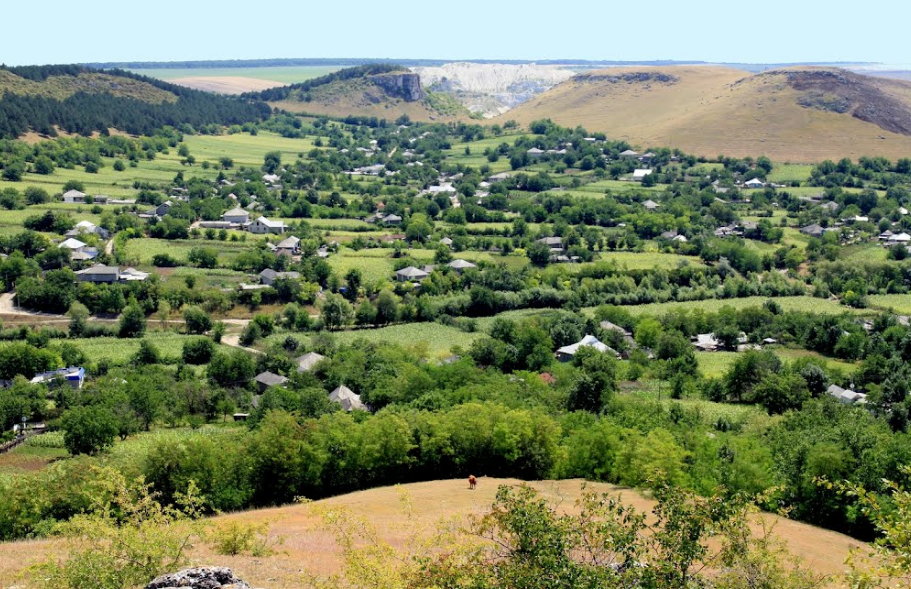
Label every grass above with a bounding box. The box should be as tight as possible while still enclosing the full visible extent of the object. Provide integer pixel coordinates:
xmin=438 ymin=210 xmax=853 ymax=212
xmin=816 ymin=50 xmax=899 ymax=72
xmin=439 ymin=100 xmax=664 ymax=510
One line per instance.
xmin=868 ymin=294 xmax=911 ymax=315
xmin=768 ymin=164 xmax=814 ymax=184
xmin=122 ymin=237 xmax=256 ymax=265
xmin=593 ymin=251 xmax=704 ymax=270
xmin=595 ymin=296 xmax=863 ymax=318
xmin=30 ymin=331 xmax=224 ymax=364
xmin=183 ymin=132 xmax=319 ymax=168
xmin=0 ymin=477 xmax=863 ymax=587
xmin=697 ymin=349 xmax=857 ymax=378
xmin=272 ymin=323 xmax=483 ymax=356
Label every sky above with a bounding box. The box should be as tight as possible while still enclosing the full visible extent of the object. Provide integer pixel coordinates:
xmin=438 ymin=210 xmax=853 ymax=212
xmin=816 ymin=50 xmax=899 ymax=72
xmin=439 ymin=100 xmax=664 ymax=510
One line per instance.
xmin=1 ymin=0 xmax=907 ymax=66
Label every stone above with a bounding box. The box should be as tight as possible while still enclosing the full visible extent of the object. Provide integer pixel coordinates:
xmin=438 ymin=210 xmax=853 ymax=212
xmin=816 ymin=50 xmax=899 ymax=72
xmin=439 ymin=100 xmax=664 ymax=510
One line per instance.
xmin=369 ymin=73 xmax=426 ymax=102
xmin=146 ymin=566 xmax=253 ymax=589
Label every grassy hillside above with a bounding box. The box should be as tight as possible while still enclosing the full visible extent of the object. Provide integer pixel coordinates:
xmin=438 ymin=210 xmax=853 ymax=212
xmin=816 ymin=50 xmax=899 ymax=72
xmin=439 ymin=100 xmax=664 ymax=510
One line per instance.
xmin=250 ymin=64 xmax=471 ymax=122
xmin=0 ymin=478 xmax=864 ymax=587
xmin=502 ymin=66 xmax=911 ymax=162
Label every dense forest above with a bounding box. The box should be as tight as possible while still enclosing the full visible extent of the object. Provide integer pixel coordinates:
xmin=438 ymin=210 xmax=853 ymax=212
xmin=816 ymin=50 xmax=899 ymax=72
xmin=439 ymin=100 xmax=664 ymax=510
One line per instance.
xmin=0 ymin=66 xmax=271 ymax=139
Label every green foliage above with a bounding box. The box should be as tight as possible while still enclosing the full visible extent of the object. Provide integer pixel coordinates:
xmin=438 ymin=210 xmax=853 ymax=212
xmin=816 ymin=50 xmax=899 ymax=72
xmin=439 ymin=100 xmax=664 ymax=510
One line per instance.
xmin=34 ymin=468 xmax=204 ymax=589
xmin=61 ymin=405 xmax=118 ymax=455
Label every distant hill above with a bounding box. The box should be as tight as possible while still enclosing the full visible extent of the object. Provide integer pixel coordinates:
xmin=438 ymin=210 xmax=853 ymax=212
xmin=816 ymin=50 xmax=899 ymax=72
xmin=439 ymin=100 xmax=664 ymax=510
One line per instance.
xmin=0 ymin=65 xmax=270 ymax=139
xmin=501 ymin=66 xmax=911 ymax=162
xmin=244 ymin=64 xmax=472 ymax=122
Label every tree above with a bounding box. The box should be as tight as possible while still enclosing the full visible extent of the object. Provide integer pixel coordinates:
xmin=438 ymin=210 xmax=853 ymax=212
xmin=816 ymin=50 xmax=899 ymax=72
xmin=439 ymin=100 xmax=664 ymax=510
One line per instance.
xmin=67 ymin=301 xmax=90 ymax=338
xmin=0 ymin=343 xmax=59 ymax=380
xmin=344 ymin=268 xmax=362 ymax=302
xmin=156 ymin=299 xmax=171 ymax=330
xmin=61 ymin=405 xmax=118 ymax=455
xmin=355 ymin=300 xmax=377 ymax=326
xmin=118 ymin=302 xmax=146 ymax=338
xmin=262 ymin=151 xmax=282 ymax=174
xmin=183 ymin=305 xmax=212 ymax=335
xmin=132 ymin=339 xmax=160 ymax=366
xmin=321 ymin=293 xmax=353 ymax=331
xmin=526 ymin=241 xmax=551 ymax=266
xmin=33 ymin=156 xmax=55 ymax=175
xmin=208 ymin=350 xmax=255 ymax=388
xmin=375 ymin=290 xmax=399 ymax=326
xmin=182 ymin=337 xmax=214 ymax=365
xmin=188 ymin=247 xmax=218 ymax=269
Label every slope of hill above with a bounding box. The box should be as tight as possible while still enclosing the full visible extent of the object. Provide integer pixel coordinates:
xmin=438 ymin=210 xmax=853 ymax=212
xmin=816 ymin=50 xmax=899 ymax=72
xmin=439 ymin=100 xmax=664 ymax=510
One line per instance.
xmin=502 ymin=66 xmax=911 ymax=162
xmin=167 ymin=76 xmax=286 ymax=94
xmin=246 ymin=64 xmax=471 ymax=122
xmin=0 ymin=478 xmax=864 ymax=587
xmin=0 ymin=65 xmax=270 ymax=139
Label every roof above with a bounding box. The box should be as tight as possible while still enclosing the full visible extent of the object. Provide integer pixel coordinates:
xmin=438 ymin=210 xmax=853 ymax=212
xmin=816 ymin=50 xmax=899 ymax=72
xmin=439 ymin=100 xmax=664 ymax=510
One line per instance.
xmin=642 ymin=199 xmax=660 ymax=209
xmin=556 ymin=335 xmax=614 ymax=357
xmin=537 ymin=236 xmax=563 ymax=246
xmin=276 ymin=236 xmax=301 ymax=249
xmin=744 ymin=178 xmax=765 ymax=186
xmin=440 ymin=237 xmax=453 ymax=246
xmin=223 ymin=207 xmax=249 ymax=217
xmin=448 ymin=259 xmax=477 ymax=270
xmin=253 ymin=217 xmax=287 ymax=228
xmin=59 ymin=238 xmax=86 ymax=250
xmin=63 ymin=189 xmax=86 ymax=198
xmin=694 ymin=333 xmax=720 ymax=350
xmin=619 ymin=149 xmax=639 ymax=157
xmin=633 ymin=169 xmax=653 ymax=179
xmin=383 ymin=214 xmax=403 ymax=222
xmin=329 ymin=385 xmax=365 ymax=411
xmin=254 ymin=371 xmax=288 ymax=387
xmin=396 ymin=266 xmax=430 ymax=279
xmin=600 ymin=321 xmax=631 ymax=336
xmin=76 ymin=264 xmax=119 ymax=276
xmin=296 ymin=352 xmax=327 ymax=372
xmin=800 ymin=224 xmax=824 ymax=235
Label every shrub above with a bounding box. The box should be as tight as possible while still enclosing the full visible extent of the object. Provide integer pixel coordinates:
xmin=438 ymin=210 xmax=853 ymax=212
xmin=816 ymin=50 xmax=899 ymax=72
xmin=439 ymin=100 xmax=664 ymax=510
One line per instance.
xmin=182 ymin=337 xmax=214 ymax=365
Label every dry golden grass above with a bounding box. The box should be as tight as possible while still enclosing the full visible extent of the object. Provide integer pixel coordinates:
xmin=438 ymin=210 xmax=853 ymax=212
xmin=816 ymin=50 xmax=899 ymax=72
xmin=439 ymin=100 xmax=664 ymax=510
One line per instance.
xmin=502 ymin=66 xmax=911 ymax=162
xmin=169 ymin=76 xmax=286 ymax=95
xmin=0 ymin=478 xmax=863 ymax=588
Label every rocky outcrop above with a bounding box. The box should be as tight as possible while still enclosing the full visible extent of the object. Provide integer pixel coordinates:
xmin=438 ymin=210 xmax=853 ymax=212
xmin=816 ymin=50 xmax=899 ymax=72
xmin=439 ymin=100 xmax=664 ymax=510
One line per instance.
xmin=146 ymin=567 xmax=254 ymax=589
xmin=369 ymin=72 xmax=425 ymax=102
xmin=574 ymin=71 xmax=679 ymax=85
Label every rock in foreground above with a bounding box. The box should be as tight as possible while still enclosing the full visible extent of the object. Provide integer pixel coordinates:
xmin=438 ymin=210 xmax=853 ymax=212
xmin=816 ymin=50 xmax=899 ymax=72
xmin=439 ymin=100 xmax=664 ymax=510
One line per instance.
xmin=146 ymin=567 xmax=253 ymax=589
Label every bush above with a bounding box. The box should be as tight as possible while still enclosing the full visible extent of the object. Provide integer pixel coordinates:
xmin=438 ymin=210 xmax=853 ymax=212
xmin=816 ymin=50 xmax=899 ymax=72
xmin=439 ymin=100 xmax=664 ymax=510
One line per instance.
xmin=151 ymin=253 xmax=181 ymax=267
xmin=182 ymin=337 xmax=214 ymax=365
xmin=209 ymin=520 xmax=281 ymax=557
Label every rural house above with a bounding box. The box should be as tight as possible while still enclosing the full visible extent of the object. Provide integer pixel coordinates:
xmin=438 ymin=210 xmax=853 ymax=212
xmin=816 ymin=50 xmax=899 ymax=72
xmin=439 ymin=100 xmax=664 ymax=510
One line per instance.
xmin=395 ymin=266 xmax=430 ymax=282
xmin=254 ymin=371 xmax=288 ymax=392
xmin=296 ymin=352 xmax=326 ymax=372
xmin=555 ymin=335 xmax=618 ymax=362
xmin=448 ymin=259 xmax=477 ymax=272
xmin=248 ymin=216 xmax=288 ymax=235
xmin=62 ymin=189 xmax=87 ymax=203
xmin=827 ymin=384 xmax=867 ymax=405
xmin=30 ymin=367 xmax=85 ymax=389
xmin=222 ymin=207 xmax=250 ymax=225
xmin=642 ymin=199 xmax=660 ymax=211
xmin=259 ymin=269 xmax=301 ymax=286
xmin=65 ymin=220 xmax=110 ymax=240
xmin=329 ymin=385 xmax=365 ymax=412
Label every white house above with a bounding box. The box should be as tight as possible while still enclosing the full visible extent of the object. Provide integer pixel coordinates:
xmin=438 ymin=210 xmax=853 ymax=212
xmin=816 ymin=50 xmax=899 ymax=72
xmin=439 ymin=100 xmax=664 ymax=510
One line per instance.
xmin=743 ymin=178 xmax=766 ymax=189
xmin=62 ymin=189 xmax=87 ymax=203
xmin=247 ymin=217 xmax=288 ymax=235
xmin=222 ymin=207 xmax=250 ymax=225
xmin=642 ymin=199 xmax=660 ymax=211
xmin=448 ymin=259 xmax=477 ymax=272
xmin=632 ymin=169 xmax=653 ymax=181
xmin=555 ymin=335 xmax=617 ymax=362
xmin=395 ymin=266 xmax=430 ymax=282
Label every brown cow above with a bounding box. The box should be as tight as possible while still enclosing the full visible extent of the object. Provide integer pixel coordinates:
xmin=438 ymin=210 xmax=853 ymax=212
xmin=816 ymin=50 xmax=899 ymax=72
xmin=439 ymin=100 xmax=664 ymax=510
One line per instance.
xmin=468 ymin=475 xmax=477 ymax=490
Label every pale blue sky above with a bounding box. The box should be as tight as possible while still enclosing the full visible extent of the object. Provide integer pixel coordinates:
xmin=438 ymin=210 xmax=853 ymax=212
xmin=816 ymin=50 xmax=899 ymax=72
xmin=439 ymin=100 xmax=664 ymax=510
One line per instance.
xmin=0 ymin=0 xmax=905 ymax=66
